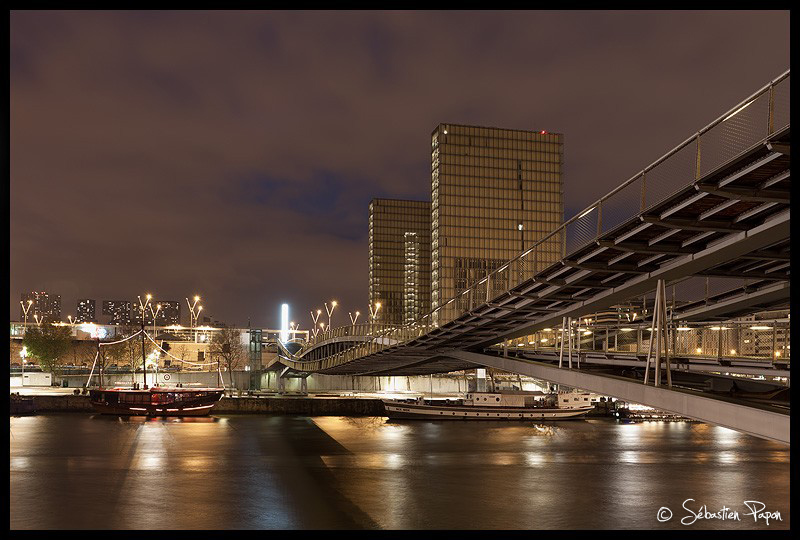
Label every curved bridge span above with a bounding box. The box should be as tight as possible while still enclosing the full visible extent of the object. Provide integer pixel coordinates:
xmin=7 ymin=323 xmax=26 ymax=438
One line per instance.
xmin=277 ymin=72 xmax=790 ymax=442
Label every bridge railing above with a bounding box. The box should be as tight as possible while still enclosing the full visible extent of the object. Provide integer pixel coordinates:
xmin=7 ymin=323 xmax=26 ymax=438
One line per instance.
xmin=420 ymin=69 xmax=790 ymax=328
xmin=288 ymin=70 xmax=790 ymax=369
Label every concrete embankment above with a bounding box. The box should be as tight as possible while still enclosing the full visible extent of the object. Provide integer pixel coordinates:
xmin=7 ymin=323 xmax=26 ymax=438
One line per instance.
xmin=11 ymin=395 xmax=617 ymax=417
xmin=9 ymin=394 xmax=387 ymax=416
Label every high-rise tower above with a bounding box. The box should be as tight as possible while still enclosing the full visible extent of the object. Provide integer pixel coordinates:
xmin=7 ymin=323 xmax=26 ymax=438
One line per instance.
xmin=430 ymin=124 xmax=564 ymax=321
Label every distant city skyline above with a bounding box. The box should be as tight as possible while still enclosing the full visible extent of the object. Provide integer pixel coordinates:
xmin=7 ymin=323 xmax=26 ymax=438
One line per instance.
xmin=10 ymin=11 xmax=790 ymax=327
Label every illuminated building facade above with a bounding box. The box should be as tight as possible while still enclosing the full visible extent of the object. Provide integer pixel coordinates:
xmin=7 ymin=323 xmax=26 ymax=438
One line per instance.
xmin=368 ymin=199 xmax=431 ymax=325
xmin=130 ymin=299 xmax=181 ymax=325
xmin=430 ymin=123 xmax=564 ymax=319
xmin=20 ymin=291 xmax=62 ymax=323
xmin=76 ymin=299 xmax=96 ymax=323
xmin=102 ymin=300 xmax=132 ymax=325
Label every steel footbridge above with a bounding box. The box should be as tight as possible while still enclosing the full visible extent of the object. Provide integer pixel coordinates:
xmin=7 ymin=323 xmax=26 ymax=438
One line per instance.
xmin=278 ymin=71 xmax=791 ymax=443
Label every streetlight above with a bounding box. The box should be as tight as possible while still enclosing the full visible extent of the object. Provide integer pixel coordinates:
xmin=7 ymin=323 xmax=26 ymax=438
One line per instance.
xmin=20 ymin=300 xmax=33 ymax=333
xmin=310 ymin=309 xmax=322 ymax=340
xmin=148 ymin=303 xmax=162 ymax=337
xmin=349 ymin=311 xmax=360 ymax=328
xmin=196 ymin=306 xmax=203 ymax=342
xmin=325 ymin=301 xmax=337 ymax=332
xmin=33 ymin=314 xmax=42 ymax=326
xmin=369 ymin=302 xmax=382 ymax=322
xmin=67 ymin=315 xmax=75 ymax=325
xmin=186 ymin=295 xmax=201 ymax=330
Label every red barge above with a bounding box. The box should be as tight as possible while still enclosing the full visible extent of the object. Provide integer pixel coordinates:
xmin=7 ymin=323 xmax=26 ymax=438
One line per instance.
xmin=88 ymin=387 xmax=224 ymax=416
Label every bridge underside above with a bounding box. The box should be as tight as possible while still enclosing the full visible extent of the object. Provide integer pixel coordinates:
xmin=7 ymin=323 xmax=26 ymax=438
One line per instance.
xmin=286 ymin=127 xmax=789 ymax=378
xmin=448 ymin=351 xmax=790 ymax=445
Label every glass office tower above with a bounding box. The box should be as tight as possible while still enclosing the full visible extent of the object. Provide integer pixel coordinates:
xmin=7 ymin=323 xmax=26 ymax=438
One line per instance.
xmin=368 ymin=199 xmax=432 ymax=326
xmin=430 ymin=124 xmax=564 ymax=322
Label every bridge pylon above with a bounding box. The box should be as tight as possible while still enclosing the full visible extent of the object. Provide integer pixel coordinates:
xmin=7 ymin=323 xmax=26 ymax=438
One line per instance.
xmin=643 ymin=279 xmax=672 ymax=387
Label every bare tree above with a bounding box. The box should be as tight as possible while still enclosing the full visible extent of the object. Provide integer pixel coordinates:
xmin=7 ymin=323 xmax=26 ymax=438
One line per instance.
xmin=103 ymin=325 xmax=152 ymax=387
xmin=168 ymin=343 xmax=189 ymax=370
xmin=209 ymin=327 xmax=246 ymax=393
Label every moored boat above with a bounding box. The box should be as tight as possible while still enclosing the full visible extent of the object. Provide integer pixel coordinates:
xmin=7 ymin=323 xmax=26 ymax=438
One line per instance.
xmin=382 ymin=390 xmax=595 ymax=420
xmin=88 ymin=386 xmax=224 ymax=416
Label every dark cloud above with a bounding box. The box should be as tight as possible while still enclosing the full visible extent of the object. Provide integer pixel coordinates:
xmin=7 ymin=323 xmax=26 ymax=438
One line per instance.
xmin=10 ymin=10 xmax=790 ymax=327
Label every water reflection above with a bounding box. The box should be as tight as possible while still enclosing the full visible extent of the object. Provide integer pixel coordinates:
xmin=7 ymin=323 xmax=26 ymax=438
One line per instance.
xmin=10 ymin=415 xmax=790 ymax=530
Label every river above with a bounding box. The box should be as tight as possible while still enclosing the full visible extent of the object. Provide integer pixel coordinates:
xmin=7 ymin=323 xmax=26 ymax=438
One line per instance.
xmin=10 ymin=414 xmax=789 ymax=529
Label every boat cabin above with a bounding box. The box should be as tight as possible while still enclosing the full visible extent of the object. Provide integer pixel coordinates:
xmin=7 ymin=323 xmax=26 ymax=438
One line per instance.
xmin=463 ymin=393 xmax=526 ymax=407
xmin=558 ymin=391 xmax=597 ymax=409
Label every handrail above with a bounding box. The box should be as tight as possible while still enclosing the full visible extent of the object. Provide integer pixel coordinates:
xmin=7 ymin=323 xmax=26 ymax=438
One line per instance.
xmin=402 ymin=69 xmax=790 ymax=332
xmin=290 ymin=70 xmax=790 ymax=369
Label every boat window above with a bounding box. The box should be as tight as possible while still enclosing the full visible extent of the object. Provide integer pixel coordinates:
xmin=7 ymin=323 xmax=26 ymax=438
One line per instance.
xmin=496 ymin=397 xmax=500 ymax=402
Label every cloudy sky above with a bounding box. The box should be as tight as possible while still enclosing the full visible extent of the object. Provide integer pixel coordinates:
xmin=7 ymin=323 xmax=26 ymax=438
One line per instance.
xmin=10 ymin=10 xmax=790 ymax=328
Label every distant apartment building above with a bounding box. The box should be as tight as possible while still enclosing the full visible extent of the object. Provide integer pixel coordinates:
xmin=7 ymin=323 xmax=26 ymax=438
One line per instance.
xmin=76 ymin=299 xmax=96 ymax=323
xmin=368 ymin=199 xmax=432 ymax=326
xmin=430 ymin=123 xmax=564 ymax=321
xmin=20 ymin=291 xmax=62 ymax=322
xmin=102 ymin=300 xmax=132 ymax=325
xmin=157 ymin=301 xmax=181 ymax=325
xmin=130 ymin=299 xmax=181 ymax=325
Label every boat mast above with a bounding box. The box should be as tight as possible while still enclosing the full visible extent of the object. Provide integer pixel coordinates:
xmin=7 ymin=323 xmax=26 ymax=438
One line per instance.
xmin=141 ymin=316 xmax=147 ymax=389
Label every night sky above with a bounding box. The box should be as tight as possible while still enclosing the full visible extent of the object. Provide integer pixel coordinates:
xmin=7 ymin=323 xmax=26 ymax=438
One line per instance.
xmin=9 ymin=11 xmax=790 ymax=328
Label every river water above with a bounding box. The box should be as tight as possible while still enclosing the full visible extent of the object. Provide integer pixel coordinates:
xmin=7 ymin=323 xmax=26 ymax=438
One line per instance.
xmin=10 ymin=414 xmax=789 ymax=530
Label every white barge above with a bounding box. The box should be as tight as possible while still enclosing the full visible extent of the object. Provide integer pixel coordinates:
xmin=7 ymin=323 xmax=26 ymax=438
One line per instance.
xmin=382 ymin=391 xmax=595 ymax=420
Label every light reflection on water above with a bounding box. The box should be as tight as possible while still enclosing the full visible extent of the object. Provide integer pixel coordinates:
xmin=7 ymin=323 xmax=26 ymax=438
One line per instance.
xmin=10 ymin=414 xmax=789 ymax=530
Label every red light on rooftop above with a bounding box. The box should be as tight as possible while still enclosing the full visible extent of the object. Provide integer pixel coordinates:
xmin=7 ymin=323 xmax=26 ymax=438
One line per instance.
xmin=540 ymin=130 xmax=548 ymax=134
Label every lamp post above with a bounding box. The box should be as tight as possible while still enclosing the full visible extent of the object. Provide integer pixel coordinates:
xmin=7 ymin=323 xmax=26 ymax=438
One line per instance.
xmin=310 ymin=309 xmax=322 ymax=341
xmin=33 ymin=314 xmax=42 ymax=326
xmin=148 ymin=303 xmax=162 ymax=383
xmin=349 ymin=311 xmax=360 ymax=330
xmin=325 ymin=301 xmax=337 ymax=334
xmin=186 ymin=295 xmax=201 ymax=339
xmin=368 ymin=302 xmax=382 ymax=331
xmin=20 ymin=300 xmax=33 ymax=334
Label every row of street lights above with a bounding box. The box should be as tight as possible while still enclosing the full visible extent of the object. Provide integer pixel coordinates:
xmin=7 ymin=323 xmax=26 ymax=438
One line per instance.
xmin=308 ymin=301 xmax=382 ymax=339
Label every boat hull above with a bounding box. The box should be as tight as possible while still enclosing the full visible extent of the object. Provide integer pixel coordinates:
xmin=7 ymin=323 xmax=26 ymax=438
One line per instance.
xmin=89 ymin=389 xmax=224 ymax=417
xmin=382 ymin=400 xmax=592 ymax=420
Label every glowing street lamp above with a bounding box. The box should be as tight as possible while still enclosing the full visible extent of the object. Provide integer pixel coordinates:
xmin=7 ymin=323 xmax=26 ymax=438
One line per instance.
xmin=310 ymin=309 xmax=322 ymax=339
xmin=67 ymin=315 xmax=75 ymax=325
xmin=349 ymin=311 xmax=360 ymax=327
xmin=325 ymin=301 xmax=337 ymax=332
xmin=20 ymin=300 xmax=33 ymax=332
xmin=148 ymin=303 xmax=162 ymax=342
xmin=33 ymin=314 xmax=42 ymax=326
xmin=186 ymin=295 xmax=202 ymax=326
xmin=368 ymin=302 xmax=382 ymax=322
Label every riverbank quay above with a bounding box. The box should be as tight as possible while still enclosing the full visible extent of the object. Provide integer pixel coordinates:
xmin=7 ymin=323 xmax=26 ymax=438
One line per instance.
xmin=8 ymin=394 xmax=389 ymax=415
xmin=10 ymin=393 xmax=626 ymax=417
